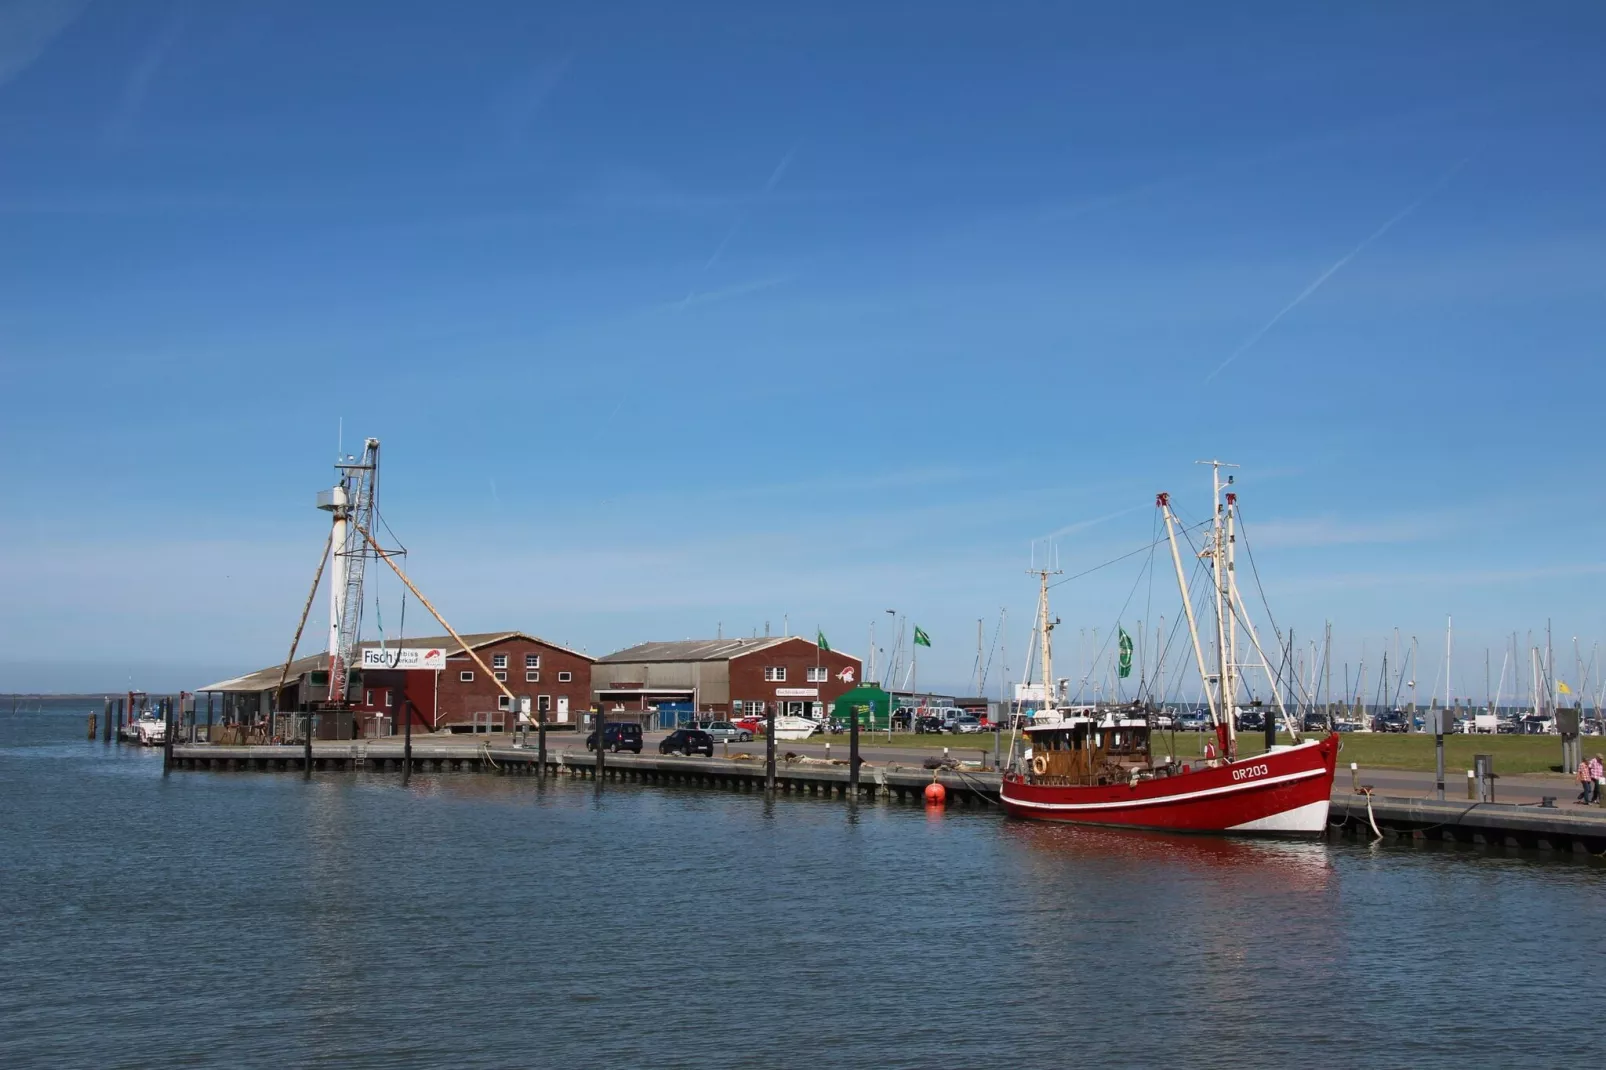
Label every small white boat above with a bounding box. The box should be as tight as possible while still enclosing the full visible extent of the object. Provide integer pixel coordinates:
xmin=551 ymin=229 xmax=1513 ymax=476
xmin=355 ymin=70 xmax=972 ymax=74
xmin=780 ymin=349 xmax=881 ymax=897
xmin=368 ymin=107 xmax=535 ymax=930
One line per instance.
xmin=120 ymin=714 xmax=167 ymax=746
xmin=770 ymin=716 xmax=822 ymax=741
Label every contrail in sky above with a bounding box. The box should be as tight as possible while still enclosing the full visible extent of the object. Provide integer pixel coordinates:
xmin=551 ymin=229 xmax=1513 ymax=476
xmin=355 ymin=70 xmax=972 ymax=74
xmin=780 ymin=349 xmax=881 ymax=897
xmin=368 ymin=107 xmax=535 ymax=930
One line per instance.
xmin=1204 ymin=157 xmax=1471 ymax=383
xmin=701 ymin=144 xmax=796 ymax=271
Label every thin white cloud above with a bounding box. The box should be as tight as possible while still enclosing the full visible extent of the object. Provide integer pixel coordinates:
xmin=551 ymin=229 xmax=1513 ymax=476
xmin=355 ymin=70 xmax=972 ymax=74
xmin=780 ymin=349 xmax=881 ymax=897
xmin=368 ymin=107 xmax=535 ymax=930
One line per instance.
xmin=1205 ymin=157 xmax=1472 ymax=382
xmin=0 ymin=0 xmax=89 ymax=90
xmin=669 ymin=274 xmax=792 ymax=311
xmin=104 ymin=14 xmax=186 ymax=147
xmin=1247 ymin=513 xmax=1448 ymax=549
xmin=1039 ymin=504 xmax=1147 ymax=542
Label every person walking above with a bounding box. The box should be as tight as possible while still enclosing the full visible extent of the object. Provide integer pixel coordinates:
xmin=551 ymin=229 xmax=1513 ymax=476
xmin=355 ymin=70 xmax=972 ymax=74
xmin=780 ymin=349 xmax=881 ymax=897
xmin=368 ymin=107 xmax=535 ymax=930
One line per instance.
xmin=1590 ymin=754 xmax=1605 ymax=805
xmin=1577 ymin=760 xmax=1594 ymax=805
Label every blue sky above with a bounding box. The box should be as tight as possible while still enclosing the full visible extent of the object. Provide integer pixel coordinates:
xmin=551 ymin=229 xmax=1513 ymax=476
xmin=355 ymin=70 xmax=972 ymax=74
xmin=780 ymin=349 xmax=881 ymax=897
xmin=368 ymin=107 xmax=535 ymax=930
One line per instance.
xmin=2 ymin=1 xmax=1604 ymax=698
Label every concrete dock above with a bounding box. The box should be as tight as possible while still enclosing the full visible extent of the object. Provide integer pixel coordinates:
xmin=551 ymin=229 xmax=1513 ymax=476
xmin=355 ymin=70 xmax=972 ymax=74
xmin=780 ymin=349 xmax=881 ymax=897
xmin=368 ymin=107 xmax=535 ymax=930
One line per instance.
xmin=168 ymin=740 xmax=1606 ymax=855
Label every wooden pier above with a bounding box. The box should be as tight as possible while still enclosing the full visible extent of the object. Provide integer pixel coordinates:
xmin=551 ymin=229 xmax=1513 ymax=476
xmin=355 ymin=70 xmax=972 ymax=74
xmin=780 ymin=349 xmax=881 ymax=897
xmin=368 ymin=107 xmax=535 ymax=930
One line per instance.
xmin=168 ymin=743 xmax=1002 ymax=806
xmin=168 ymin=743 xmax=1606 ymax=853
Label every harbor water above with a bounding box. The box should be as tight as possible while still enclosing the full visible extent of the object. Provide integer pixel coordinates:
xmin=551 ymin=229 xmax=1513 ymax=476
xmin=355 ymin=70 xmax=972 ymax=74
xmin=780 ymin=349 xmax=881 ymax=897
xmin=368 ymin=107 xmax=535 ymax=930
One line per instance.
xmin=0 ymin=703 xmax=1589 ymax=1068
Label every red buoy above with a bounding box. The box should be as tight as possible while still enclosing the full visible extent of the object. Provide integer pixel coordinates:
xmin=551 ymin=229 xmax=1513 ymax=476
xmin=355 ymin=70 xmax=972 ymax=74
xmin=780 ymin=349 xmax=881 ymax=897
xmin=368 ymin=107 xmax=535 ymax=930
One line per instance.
xmin=924 ymin=781 xmax=947 ymax=806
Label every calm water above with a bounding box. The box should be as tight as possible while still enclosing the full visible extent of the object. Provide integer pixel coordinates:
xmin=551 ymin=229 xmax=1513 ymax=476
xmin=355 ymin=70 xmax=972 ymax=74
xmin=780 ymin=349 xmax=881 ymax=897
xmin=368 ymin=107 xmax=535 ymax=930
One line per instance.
xmin=0 ymin=702 xmax=1590 ymax=1069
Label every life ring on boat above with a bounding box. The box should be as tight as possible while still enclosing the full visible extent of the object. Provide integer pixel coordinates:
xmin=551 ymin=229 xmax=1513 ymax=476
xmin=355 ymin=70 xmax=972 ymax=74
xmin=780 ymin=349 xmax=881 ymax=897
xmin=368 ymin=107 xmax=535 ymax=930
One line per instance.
xmin=1031 ymin=754 xmax=1048 ymax=776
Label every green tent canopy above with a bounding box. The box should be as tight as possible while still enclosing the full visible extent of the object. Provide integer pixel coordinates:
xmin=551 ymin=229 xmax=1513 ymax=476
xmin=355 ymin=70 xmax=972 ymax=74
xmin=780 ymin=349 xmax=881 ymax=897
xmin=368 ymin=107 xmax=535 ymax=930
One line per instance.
xmin=832 ymin=685 xmax=894 ymax=731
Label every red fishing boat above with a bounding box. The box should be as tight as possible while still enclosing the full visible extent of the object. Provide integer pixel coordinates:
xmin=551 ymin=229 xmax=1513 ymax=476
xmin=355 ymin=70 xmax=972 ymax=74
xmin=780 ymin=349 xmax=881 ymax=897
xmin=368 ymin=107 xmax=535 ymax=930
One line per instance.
xmin=1000 ymin=714 xmax=1339 ymax=832
xmin=1001 ymin=462 xmax=1340 ymax=835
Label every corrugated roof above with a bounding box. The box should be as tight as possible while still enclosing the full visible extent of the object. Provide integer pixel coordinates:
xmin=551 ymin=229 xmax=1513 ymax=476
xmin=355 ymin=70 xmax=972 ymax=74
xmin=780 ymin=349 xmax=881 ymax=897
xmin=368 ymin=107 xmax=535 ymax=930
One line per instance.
xmin=597 ymin=637 xmax=797 ymax=664
xmin=197 ymin=631 xmax=592 ymax=692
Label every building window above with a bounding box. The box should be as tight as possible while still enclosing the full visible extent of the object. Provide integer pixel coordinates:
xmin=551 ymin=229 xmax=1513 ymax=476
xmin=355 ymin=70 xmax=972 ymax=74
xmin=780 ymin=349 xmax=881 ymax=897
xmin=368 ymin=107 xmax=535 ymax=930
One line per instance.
xmin=743 ymin=700 xmax=766 ymax=717
xmin=460 ymin=671 xmax=474 ymax=682
xmin=492 ymin=654 xmax=508 ymax=669
xmin=806 ymin=667 xmax=828 ymax=683
xmin=525 ymin=654 xmax=541 ymax=669
xmin=526 ymin=671 xmax=540 ymax=683
xmin=381 ymin=690 xmax=390 ymax=709
xmin=558 ymin=671 xmax=572 ymax=682
xmin=498 ymin=695 xmax=511 ymax=711
xmin=538 ymin=695 xmax=552 ymax=713
xmin=495 ymin=670 xmax=507 ymax=682
xmin=764 ymin=666 xmax=786 ymax=682
xmin=364 ymin=689 xmax=374 ymax=706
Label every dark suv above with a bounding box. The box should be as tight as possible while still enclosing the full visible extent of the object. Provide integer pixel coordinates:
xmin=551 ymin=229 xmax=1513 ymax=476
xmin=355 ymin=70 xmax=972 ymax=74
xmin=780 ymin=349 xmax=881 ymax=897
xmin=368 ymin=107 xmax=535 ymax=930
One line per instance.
xmin=914 ymin=715 xmax=946 ymax=734
xmin=585 ymin=723 xmax=643 ymax=753
xmin=659 ymin=728 xmax=714 ymax=757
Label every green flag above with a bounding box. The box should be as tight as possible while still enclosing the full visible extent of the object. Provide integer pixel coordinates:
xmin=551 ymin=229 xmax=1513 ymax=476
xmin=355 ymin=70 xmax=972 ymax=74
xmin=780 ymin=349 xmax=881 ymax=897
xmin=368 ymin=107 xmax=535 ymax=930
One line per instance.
xmin=816 ymin=629 xmax=830 ymax=652
xmin=1118 ymin=626 xmax=1133 ymax=679
xmin=913 ymin=626 xmax=931 ymax=648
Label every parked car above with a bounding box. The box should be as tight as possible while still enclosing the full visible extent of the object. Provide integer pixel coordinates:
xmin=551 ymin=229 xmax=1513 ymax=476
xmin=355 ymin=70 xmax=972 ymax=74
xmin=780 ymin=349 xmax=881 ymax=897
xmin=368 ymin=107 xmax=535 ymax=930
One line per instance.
xmin=1176 ymin=711 xmax=1210 ymax=732
xmin=585 ymin=723 xmax=643 ymax=753
xmin=732 ymin=716 xmax=765 ymax=735
xmin=1374 ymin=711 xmax=1408 ymax=733
xmin=1236 ymin=709 xmax=1266 ymax=733
xmin=698 ymin=720 xmax=753 ymax=743
xmin=913 ymin=715 xmax=946 ymax=734
xmin=1151 ymin=711 xmax=1175 ymax=730
xmin=659 ymin=728 xmax=714 ymax=757
xmin=1302 ymin=712 xmax=1331 ymax=733
xmin=950 ymin=715 xmax=985 ymax=734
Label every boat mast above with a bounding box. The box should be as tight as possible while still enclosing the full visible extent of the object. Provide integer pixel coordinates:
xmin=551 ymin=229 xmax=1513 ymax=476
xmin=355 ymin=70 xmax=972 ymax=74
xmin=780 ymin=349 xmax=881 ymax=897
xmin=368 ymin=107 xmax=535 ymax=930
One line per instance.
xmin=1158 ymin=493 xmax=1217 ymax=726
xmin=1033 ymin=566 xmax=1060 ymax=710
xmin=1199 ymin=460 xmax=1239 ymax=754
xmin=1224 ymin=536 xmax=1301 ymax=742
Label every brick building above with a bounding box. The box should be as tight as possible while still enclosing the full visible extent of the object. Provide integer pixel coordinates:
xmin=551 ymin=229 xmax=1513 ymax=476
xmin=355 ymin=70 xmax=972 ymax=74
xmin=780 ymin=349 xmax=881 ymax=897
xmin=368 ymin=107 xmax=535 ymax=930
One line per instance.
xmin=198 ymin=631 xmax=594 ymax=736
xmin=592 ymin=637 xmax=862 ymax=721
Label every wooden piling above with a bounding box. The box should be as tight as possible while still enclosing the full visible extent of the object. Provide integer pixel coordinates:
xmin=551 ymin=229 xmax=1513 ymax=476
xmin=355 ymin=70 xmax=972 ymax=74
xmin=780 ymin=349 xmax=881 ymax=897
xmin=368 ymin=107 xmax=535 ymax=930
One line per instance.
xmin=403 ymin=698 xmax=413 ymax=785
xmin=102 ymin=697 xmax=113 ymax=743
xmin=594 ymin=711 xmax=605 ymax=791
xmin=161 ymin=697 xmax=175 ymax=775
xmin=536 ymin=703 xmax=547 ymax=778
xmin=848 ymin=705 xmax=860 ymax=797
xmin=302 ymin=704 xmax=313 ymax=781
xmin=765 ymin=702 xmax=776 ymax=794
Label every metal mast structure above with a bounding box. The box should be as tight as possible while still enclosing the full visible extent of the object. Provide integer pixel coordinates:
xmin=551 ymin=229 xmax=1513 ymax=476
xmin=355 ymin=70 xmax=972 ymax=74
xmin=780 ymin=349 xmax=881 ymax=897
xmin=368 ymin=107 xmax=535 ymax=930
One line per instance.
xmin=317 ymin=437 xmax=380 ymax=704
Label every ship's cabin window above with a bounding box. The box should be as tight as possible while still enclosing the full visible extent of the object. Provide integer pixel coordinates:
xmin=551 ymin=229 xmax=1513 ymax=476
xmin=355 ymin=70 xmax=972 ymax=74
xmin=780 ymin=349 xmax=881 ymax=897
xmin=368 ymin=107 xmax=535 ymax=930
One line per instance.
xmin=1037 ymin=725 xmax=1091 ymax=751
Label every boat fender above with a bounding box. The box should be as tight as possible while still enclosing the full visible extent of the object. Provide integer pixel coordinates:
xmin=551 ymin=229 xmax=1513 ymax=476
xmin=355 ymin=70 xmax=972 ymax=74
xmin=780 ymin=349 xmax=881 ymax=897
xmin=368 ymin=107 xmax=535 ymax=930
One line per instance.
xmin=1031 ymin=754 xmax=1048 ymax=776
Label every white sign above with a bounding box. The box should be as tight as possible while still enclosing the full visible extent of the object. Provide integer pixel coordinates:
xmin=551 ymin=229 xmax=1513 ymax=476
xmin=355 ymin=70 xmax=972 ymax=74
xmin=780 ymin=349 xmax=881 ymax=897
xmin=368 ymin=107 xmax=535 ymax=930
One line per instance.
xmin=1014 ymin=683 xmax=1045 ymax=702
xmin=360 ymin=647 xmax=447 ymax=671
xmin=775 ymin=687 xmax=819 ymax=698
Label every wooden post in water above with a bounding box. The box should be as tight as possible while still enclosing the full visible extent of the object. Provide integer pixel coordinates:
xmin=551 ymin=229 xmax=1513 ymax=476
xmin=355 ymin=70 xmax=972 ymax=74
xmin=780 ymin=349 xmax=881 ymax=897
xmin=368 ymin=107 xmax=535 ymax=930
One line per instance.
xmin=849 ymin=704 xmax=860 ymax=797
xmin=205 ymin=693 xmax=214 ymax=743
xmin=303 ymin=698 xmax=314 ymax=781
xmin=593 ymin=706 xmax=605 ymax=790
xmin=162 ymin=697 xmax=175 ymax=775
xmin=765 ymin=701 xmax=776 ymax=793
xmin=114 ymin=698 xmax=123 ymax=744
xmin=102 ymin=698 xmax=112 ymax=743
xmin=403 ymin=697 xmax=413 ymax=785
xmin=536 ymin=700 xmax=547 ymax=778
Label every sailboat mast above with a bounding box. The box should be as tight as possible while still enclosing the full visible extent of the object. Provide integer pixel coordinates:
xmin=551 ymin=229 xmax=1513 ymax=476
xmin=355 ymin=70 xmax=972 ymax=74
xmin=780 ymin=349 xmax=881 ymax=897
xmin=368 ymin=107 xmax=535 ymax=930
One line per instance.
xmin=1209 ymin=465 xmax=1231 ymax=744
xmin=1224 ymin=487 xmax=1240 ymax=728
xmin=1159 ymin=493 xmax=1217 ymax=725
xmin=1445 ymin=615 xmax=1454 ymax=719
xmin=1036 ymin=570 xmax=1056 ymax=710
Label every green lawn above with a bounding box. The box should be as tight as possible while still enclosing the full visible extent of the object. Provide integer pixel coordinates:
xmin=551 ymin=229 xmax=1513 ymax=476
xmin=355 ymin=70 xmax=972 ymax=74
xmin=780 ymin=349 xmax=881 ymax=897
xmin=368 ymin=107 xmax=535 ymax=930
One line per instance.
xmin=1200 ymin=730 xmax=1574 ymax=776
xmin=795 ymin=727 xmax=1575 ymax=776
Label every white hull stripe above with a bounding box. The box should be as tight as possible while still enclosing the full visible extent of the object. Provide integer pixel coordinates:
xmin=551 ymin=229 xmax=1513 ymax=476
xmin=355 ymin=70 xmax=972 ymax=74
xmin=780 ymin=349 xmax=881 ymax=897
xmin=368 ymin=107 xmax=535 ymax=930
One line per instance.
xmin=1227 ymin=799 xmax=1330 ymax=832
xmin=1000 ymin=766 xmax=1328 ymax=812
